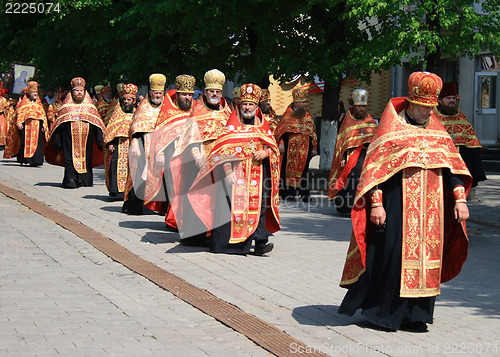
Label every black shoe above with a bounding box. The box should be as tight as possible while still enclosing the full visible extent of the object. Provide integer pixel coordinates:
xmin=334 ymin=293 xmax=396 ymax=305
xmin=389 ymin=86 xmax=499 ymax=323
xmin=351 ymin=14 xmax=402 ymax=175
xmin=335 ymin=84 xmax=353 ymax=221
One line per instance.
xmin=254 ymin=242 xmax=274 ymax=256
xmin=67 ymin=179 xmax=77 ymax=189
xmin=400 ymin=321 xmax=428 ymax=333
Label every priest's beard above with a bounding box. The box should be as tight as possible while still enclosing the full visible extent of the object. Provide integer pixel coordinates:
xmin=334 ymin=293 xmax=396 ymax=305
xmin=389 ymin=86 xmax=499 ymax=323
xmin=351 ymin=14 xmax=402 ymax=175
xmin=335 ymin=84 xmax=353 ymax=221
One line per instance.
xmin=150 ymin=96 xmax=162 ymax=106
xmin=178 ymin=98 xmax=192 ymax=111
xmin=439 ymin=104 xmax=458 ymax=116
xmin=241 ymin=107 xmax=257 ymax=120
xmin=293 ymin=107 xmax=306 ymax=118
xmin=72 ymin=93 xmax=85 ymax=103
xmin=207 ymin=96 xmax=221 ymax=106
xmin=260 ymin=103 xmax=271 ymax=114
xmin=122 ymin=103 xmax=135 ymax=113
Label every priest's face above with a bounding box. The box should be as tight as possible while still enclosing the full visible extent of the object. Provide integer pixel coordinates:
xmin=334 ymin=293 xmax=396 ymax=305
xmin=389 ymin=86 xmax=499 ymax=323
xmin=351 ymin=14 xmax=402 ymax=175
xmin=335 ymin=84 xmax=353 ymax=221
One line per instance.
xmin=260 ymin=99 xmax=271 ymax=114
xmin=232 ymin=97 xmax=241 ymax=106
xmin=121 ymin=97 xmax=135 ymax=113
xmin=177 ymin=92 xmax=193 ymax=111
xmin=149 ymin=90 xmax=164 ymax=106
xmin=408 ymin=103 xmax=434 ymax=124
xmin=438 ymin=95 xmax=459 ymax=115
xmin=293 ymin=101 xmax=307 ymax=117
xmin=72 ymin=88 xmax=85 ymax=103
xmin=352 ymin=105 xmax=367 ymax=120
xmin=205 ymin=89 xmax=222 ymax=106
xmin=28 ymin=92 xmax=38 ymax=101
xmin=240 ymin=101 xmax=257 ymax=120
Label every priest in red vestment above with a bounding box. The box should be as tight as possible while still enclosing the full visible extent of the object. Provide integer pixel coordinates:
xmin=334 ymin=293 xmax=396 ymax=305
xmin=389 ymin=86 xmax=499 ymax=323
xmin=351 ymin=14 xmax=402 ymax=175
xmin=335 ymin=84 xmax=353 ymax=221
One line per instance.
xmin=144 ymin=74 xmax=195 ymax=227
xmin=338 ymin=72 xmax=472 ymax=332
xmin=104 ymin=84 xmax=137 ymax=197
xmin=4 ymin=81 xmax=48 ymax=166
xmin=46 ymin=77 xmax=105 ymax=188
xmin=188 ymin=84 xmax=280 ymax=255
xmin=167 ymin=69 xmax=231 ymax=244
xmin=274 ymin=87 xmax=317 ymax=202
xmin=259 ymin=89 xmax=280 ymax=135
xmin=122 ymin=74 xmax=167 ymax=215
xmin=328 ymin=89 xmax=377 ymax=214
xmin=436 ymin=82 xmax=486 ymax=188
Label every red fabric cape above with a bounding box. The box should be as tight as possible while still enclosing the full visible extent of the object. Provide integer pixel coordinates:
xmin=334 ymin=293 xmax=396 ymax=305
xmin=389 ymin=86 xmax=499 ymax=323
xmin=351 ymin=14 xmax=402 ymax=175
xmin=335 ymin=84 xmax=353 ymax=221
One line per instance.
xmin=435 ymin=109 xmax=482 ymax=149
xmin=45 ymin=92 xmax=105 ymax=168
xmin=328 ymin=109 xmax=377 ymax=199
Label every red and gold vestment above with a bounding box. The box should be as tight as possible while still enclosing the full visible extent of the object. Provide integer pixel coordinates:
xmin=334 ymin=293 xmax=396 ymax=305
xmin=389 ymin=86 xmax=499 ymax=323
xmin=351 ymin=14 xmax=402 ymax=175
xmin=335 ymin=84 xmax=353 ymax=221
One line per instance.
xmin=104 ymin=104 xmax=134 ymax=192
xmin=434 ymin=109 xmax=482 ymax=149
xmin=328 ymin=109 xmax=377 ymax=199
xmin=46 ymin=92 xmax=106 ymax=171
xmin=274 ymin=104 xmax=317 ymax=187
xmin=4 ymin=96 xmax=48 ymax=158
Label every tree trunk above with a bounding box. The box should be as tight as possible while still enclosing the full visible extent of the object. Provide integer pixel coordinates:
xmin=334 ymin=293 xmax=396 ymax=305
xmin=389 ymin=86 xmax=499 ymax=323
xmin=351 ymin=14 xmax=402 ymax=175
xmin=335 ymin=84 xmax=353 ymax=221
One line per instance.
xmin=318 ymin=79 xmax=341 ymax=171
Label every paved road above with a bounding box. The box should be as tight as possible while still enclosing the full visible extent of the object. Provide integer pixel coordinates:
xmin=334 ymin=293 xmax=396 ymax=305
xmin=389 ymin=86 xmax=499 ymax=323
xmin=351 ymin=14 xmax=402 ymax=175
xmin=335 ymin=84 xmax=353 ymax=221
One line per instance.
xmin=0 ymin=157 xmax=499 ymax=356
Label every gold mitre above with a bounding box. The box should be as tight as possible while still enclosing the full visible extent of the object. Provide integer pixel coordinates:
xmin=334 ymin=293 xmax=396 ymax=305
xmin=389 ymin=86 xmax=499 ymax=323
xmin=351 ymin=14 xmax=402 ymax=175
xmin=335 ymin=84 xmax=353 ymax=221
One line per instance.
xmin=204 ymin=69 xmax=225 ymax=91
xmin=175 ymin=74 xmax=196 ymax=93
xmin=292 ymin=87 xmax=307 ymax=103
xmin=232 ymin=87 xmax=241 ymax=98
xmin=116 ymin=83 xmax=125 ymax=94
xmin=94 ymin=85 xmax=104 ymax=94
xmin=260 ymin=89 xmax=271 ymax=103
xmin=149 ymin=73 xmax=166 ymax=91
xmin=352 ymin=89 xmax=368 ymax=105
xmin=27 ymin=81 xmax=39 ymax=93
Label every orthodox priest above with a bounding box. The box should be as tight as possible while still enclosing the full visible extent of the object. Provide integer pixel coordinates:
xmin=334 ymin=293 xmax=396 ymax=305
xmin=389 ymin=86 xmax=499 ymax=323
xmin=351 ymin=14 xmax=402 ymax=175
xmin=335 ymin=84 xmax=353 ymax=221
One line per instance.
xmin=275 ymin=87 xmax=317 ymax=202
xmin=5 ymin=81 xmax=48 ymax=166
xmin=144 ymin=74 xmax=196 ymax=228
xmin=122 ymin=74 xmax=166 ymax=215
xmin=436 ymin=82 xmax=486 ymax=188
xmin=104 ymin=83 xmax=138 ymax=197
xmin=170 ymin=69 xmax=231 ymax=244
xmin=338 ymin=72 xmax=472 ymax=332
xmin=328 ymin=89 xmax=377 ymax=214
xmin=189 ymin=84 xmax=280 ymax=255
xmin=259 ymin=89 xmax=280 ymax=135
xmin=47 ymin=77 xmax=105 ymax=188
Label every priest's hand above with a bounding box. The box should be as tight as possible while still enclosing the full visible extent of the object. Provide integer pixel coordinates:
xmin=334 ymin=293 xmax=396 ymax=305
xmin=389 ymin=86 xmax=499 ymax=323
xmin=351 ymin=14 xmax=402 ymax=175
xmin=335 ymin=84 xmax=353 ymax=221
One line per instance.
xmin=225 ymin=171 xmax=237 ymax=185
xmin=279 ymin=144 xmax=285 ymax=154
xmin=108 ymin=144 xmax=115 ymax=153
xmin=16 ymin=123 xmax=23 ymax=130
xmin=154 ymin=153 xmax=165 ymax=177
xmin=129 ymin=139 xmax=140 ymax=161
xmin=194 ymin=155 xmax=204 ymax=168
xmin=340 ymin=159 xmax=346 ymax=168
xmin=312 ymin=149 xmax=317 ymax=156
xmin=253 ymin=150 xmax=268 ymax=161
xmin=370 ymin=206 xmax=386 ymax=226
xmin=454 ymin=202 xmax=469 ymax=222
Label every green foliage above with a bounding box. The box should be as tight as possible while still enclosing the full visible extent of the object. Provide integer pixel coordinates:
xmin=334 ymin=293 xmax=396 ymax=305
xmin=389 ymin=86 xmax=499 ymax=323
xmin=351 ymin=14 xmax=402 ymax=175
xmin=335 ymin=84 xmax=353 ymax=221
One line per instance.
xmin=1 ymin=0 xmax=499 ymax=93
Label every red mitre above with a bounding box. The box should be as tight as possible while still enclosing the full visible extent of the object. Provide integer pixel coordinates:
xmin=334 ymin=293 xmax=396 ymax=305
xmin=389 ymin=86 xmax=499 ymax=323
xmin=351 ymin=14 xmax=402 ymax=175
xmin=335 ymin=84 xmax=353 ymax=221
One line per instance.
xmin=240 ymin=83 xmax=261 ymax=104
xmin=407 ymin=71 xmax=442 ymax=107
xmin=439 ymin=82 xmax=458 ymax=100
xmin=122 ymin=84 xmax=138 ymax=98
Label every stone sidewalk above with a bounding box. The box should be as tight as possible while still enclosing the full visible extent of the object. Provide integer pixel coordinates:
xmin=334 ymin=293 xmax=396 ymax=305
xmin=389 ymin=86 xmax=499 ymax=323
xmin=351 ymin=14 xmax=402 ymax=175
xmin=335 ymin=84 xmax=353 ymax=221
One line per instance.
xmin=0 ymin=157 xmax=499 ymax=356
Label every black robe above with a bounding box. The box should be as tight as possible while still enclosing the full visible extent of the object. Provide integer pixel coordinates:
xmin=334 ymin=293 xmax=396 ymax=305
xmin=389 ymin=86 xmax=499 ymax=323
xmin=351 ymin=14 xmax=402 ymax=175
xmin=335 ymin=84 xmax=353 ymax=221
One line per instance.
xmin=338 ymin=169 xmax=464 ymax=330
xmin=52 ymin=121 xmax=103 ymax=188
xmin=17 ymin=124 xmax=44 ymax=166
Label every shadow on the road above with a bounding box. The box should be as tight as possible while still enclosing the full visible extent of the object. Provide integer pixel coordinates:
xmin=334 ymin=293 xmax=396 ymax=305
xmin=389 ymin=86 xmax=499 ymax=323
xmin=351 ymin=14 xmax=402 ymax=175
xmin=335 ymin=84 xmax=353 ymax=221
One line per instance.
xmin=140 ymin=231 xmax=179 ymax=245
xmin=119 ymin=219 xmax=169 ymax=231
xmin=438 ymin=233 xmax=500 ymax=319
xmin=165 ymin=242 xmax=209 ymax=254
xmin=292 ymin=305 xmax=357 ymax=327
xmin=82 ymin=194 xmax=118 ymax=202
xmin=101 ymin=205 xmax=124 ymax=213
xmin=34 ymin=181 xmax=63 ymax=188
